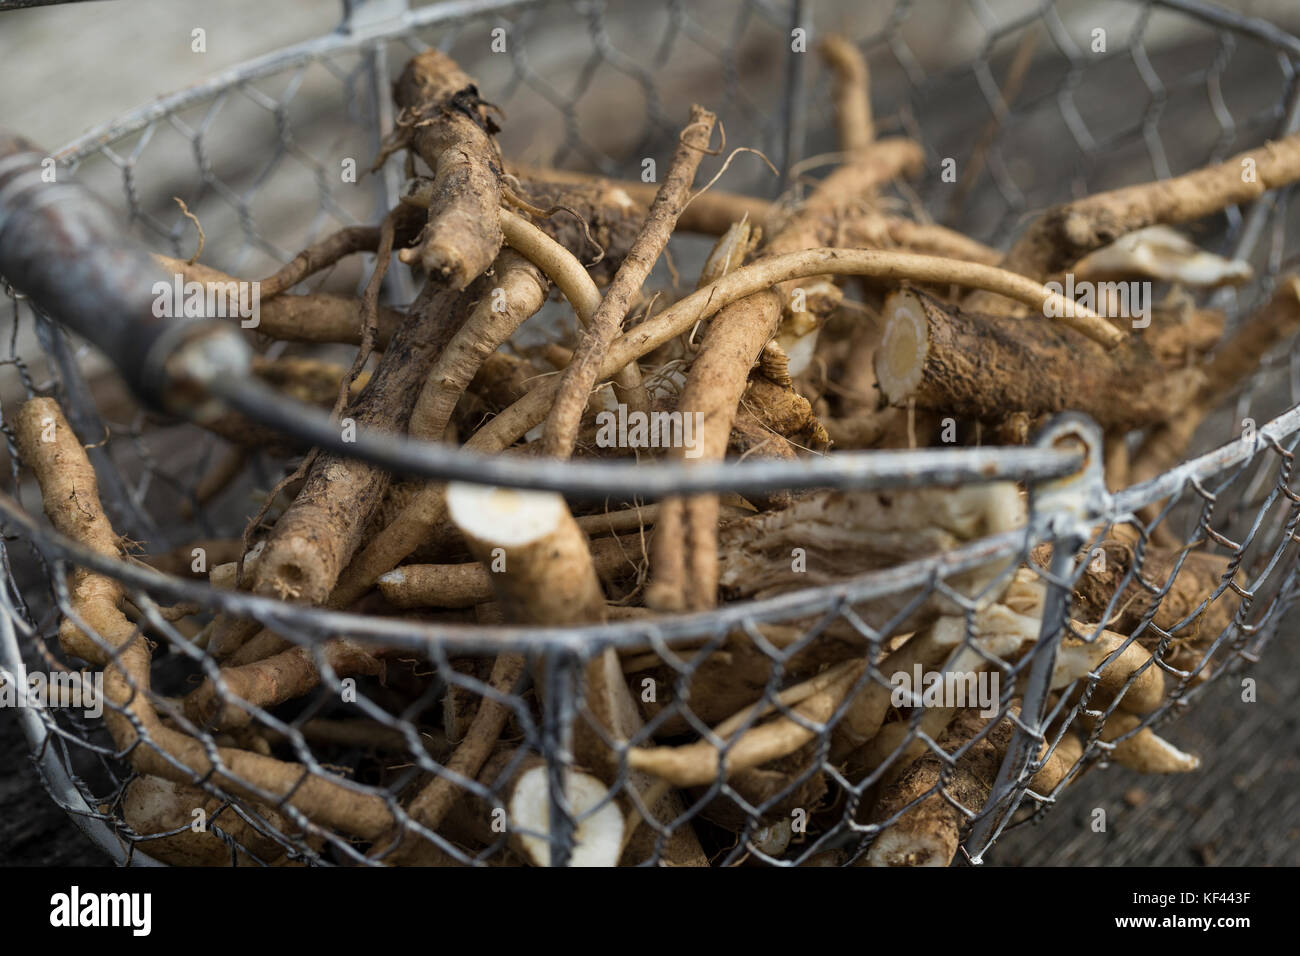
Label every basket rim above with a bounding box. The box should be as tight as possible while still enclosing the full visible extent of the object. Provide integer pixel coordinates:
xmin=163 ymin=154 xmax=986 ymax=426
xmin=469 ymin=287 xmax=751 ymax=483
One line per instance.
xmin=46 ymin=0 xmax=1300 ymax=169
xmin=3 ymin=401 xmax=1295 ymax=654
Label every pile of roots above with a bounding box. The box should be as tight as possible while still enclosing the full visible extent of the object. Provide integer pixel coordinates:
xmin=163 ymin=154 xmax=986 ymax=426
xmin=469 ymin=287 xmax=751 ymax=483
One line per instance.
xmin=16 ymin=39 xmax=1300 ymax=866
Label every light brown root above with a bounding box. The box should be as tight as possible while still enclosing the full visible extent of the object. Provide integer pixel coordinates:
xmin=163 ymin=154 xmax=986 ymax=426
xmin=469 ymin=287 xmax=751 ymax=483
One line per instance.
xmin=378 ymin=531 xmax=644 ymax=609
xmin=832 ymin=604 xmax=1037 ymax=762
xmin=252 ymin=281 xmax=475 ymax=606
xmin=647 ymin=220 xmax=781 ymax=613
xmin=442 ymin=484 xmax=694 ymax=854
xmin=849 ymin=706 xmax=957 ymax=795
xmin=393 ymin=49 xmax=504 ymax=289
xmin=989 ymin=130 xmax=1300 ymax=286
xmin=740 ymin=376 xmax=829 ymax=450
xmin=259 ymin=223 xmax=384 ymax=297
xmin=16 ymin=398 xmax=399 ymax=840
xmin=1089 ymin=710 xmax=1200 ymax=774
xmin=1027 ymin=732 xmax=1085 ymax=797
xmin=408 ymin=249 xmax=548 ymax=441
xmin=383 ymin=652 xmax=526 ymax=863
xmin=737 ymin=139 xmax=922 ymax=373
xmin=513 ymin=161 xmax=993 ymax=266
xmin=153 ymin=256 xmax=404 ymax=347
xmin=445 ymin=482 xmax=606 ymax=625
xmin=818 ymin=35 xmax=873 ymax=152
xmin=541 ymin=105 xmax=717 ymax=459
xmin=184 ymin=639 xmax=385 ymax=730
xmin=863 ymin=708 xmax=1015 ymax=866
xmin=626 ymin=662 xmax=862 ymax=788
xmin=509 ymin=162 xmax=771 ymax=237
xmin=121 ymin=775 xmax=298 ymax=866
xmin=496 ymin=209 xmax=647 ymax=416
xmin=1064 ymin=626 xmax=1165 ymax=715
xmin=1066 ymin=538 xmax=1242 ymax=649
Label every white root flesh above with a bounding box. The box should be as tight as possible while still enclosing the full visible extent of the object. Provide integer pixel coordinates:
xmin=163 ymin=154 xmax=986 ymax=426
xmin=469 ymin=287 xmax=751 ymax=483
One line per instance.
xmin=445 ymin=482 xmax=606 ymax=626
xmin=504 ymin=760 xmax=626 ymax=867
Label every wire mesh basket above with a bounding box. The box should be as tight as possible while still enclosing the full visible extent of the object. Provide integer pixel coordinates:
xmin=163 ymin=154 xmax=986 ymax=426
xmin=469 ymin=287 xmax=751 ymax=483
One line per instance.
xmin=2 ymin=0 xmax=1299 ymax=866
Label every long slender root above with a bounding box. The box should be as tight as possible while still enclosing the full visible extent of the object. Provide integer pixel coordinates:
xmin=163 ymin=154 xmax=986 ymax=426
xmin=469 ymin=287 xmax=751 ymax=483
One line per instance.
xmin=992 ymin=131 xmax=1300 ymax=283
xmin=17 ymin=399 xmax=398 ymax=840
xmin=541 ymin=105 xmax=717 ymax=458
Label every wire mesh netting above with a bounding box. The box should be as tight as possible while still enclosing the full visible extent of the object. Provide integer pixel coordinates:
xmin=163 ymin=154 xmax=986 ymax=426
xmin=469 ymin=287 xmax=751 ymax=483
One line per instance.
xmin=2 ymin=0 xmax=1299 ymax=866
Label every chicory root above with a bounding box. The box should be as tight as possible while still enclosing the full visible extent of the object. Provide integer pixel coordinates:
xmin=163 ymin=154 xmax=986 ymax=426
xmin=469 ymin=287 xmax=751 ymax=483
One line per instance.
xmin=183 ymin=638 xmax=384 ymax=731
xmin=863 ymin=708 xmax=1015 ymax=866
xmin=875 ymin=287 xmax=1193 ymax=430
xmin=17 ymin=398 xmax=399 ymax=839
xmin=252 ymin=281 xmax=476 ymax=606
xmin=392 ymin=49 xmax=504 ymax=289
xmin=647 ymin=220 xmax=781 ymax=612
xmin=991 ymin=131 xmax=1300 ymax=284
xmin=541 ymin=105 xmax=717 ymax=458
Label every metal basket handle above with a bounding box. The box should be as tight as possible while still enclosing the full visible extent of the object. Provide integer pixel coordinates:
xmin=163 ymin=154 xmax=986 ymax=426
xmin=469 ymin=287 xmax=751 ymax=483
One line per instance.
xmin=0 ymin=130 xmax=251 ymax=408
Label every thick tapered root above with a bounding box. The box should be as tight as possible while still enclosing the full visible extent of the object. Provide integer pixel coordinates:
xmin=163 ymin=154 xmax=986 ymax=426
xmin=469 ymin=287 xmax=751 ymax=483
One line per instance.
xmin=445 ymin=483 xmax=606 ymax=625
xmin=379 ymin=532 xmax=643 ymax=609
xmin=876 ymin=287 xmax=1191 ymax=430
xmin=1028 ymin=733 xmax=1084 ymax=796
xmin=253 ymin=283 xmax=473 ymax=605
xmin=408 ymin=249 xmax=548 ymax=441
xmin=184 ymin=639 xmax=384 ymax=730
xmin=122 ymin=776 xmax=295 ymax=866
xmin=393 ymin=50 xmax=504 ymax=289
xmin=155 ymin=256 xmax=405 ymax=348
xmin=626 ymin=663 xmax=862 ymax=787
xmin=1065 ymin=627 xmax=1165 ymax=715
xmin=1094 ymin=711 xmax=1200 ymax=774
xmin=864 ymin=709 xmax=1014 ymax=867
xmin=648 ymin=220 xmax=780 ymax=613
